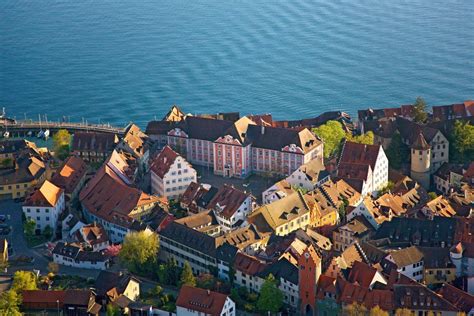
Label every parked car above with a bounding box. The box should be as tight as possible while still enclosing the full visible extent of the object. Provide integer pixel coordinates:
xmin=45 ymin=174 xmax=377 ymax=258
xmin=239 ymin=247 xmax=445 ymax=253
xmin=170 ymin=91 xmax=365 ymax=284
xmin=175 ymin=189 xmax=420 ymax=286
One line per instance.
xmin=0 ymin=225 xmax=11 ymax=235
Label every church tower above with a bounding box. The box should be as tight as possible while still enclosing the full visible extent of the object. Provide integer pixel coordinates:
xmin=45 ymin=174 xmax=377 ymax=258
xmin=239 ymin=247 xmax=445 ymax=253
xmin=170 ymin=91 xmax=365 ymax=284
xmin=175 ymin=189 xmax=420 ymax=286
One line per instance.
xmin=410 ymin=132 xmax=431 ymax=189
xmin=298 ymin=244 xmax=321 ymax=316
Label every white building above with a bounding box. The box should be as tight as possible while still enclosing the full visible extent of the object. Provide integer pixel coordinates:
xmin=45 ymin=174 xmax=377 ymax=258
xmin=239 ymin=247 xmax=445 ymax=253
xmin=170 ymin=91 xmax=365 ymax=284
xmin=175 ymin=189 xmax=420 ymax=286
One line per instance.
xmin=337 ymin=142 xmax=388 ymax=196
xmin=150 ymin=145 xmax=197 ymax=200
xmin=285 ymin=158 xmax=329 ymax=191
xmin=385 ymin=246 xmax=425 ymax=282
xmin=207 ymin=184 xmax=255 ymax=231
xmin=52 ymin=242 xmax=109 ymax=270
xmin=262 ymin=179 xmax=296 ymax=204
xmin=176 ymin=285 xmax=235 ymax=316
xmin=22 ymin=180 xmax=65 ymax=235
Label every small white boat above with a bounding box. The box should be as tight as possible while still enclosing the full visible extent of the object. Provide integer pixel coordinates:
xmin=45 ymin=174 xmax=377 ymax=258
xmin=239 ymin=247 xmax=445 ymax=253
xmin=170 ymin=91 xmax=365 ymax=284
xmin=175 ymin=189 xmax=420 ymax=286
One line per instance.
xmin=3 ymin=131 xmax=9 ymax=138
xmin=27 ymin=131 xmax=32 ymax=137
xmin=43 ymin=129 xmax=50 ymax=139
xmin=37 ymin=130 xmax=44 ymax=138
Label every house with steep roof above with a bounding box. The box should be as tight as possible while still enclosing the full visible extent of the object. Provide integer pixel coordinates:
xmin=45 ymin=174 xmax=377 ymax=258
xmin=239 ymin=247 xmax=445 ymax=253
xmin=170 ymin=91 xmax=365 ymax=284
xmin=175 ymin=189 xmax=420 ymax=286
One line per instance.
xmin=337 ymin=141 xmax=388 ymax=196
xmin=74 ymin=222 xmax=109 ymax=251
xmin=51 ymin=155 xmax=87 ymax=203
xmin=150 ymin=145 xmax=197 ymax=199
xmin=422 ymin=195 xmax=457 ymax=219
xmin=72 ymin=132 xmax=118 ymax=163
xmin=21 ymin=289 xmax=101 ymax=316
xmin=180 ymin=182 xmax=217 ymax=214
xmin=384 ymin=246 xmax=425 ymax=282
xmin=432 ymin=100 xmax=474 ymax=121
xmin=285 ymin=157 xmax=329 ymax=191
xmin=332 ymin=216 xmax=374 ymax=251
xmin=0 ymin=141 xmax=48 ymax=200
xmin=437 ymin=283 xmax=474 ymax=315
xmin=248 ymin=191 xmax=310 ymax=236
xmin=207 ymin=184 xmax=255 ymax=231
xmin=176 ymin=285 xmax=235 ymax=316
xmin=117 ymin=124 xmax=150 ymax=171
xmin=52 ymin=241 xmax=110 ymax=270
xmin=79 ymin=164 xmax=160 ymax=242
xmin=95 ymin=271 xmax=140 ymax=305
xmin=261 ymin=179 xmax=296 ymax=204
xmin=22 ymin=180 xmax=65 ymax=234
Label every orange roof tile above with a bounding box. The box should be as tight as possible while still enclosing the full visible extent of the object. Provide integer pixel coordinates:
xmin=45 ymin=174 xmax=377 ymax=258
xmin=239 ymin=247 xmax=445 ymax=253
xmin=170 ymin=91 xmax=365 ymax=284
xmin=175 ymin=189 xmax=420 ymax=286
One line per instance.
xmin=24 ymin=180 xmax=63 ymax=207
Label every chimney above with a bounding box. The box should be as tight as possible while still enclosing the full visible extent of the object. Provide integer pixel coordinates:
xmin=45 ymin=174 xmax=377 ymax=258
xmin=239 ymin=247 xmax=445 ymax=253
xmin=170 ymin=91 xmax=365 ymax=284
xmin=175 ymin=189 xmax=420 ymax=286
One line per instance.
xmin=261 ymin=125 xmax=265 ymax=135
xmin=207 ymin=289 xmax=210 ymax=296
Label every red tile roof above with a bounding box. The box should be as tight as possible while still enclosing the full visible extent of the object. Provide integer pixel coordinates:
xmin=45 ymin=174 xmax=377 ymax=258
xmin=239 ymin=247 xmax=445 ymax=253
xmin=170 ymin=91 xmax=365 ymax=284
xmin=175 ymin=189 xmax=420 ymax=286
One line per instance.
xmin=339 ymin=142 xmax=381 ymax=170
xmin=24 ymin=180 xmax=63 ymax=207
xmin=347 ymin=261 xmax=378 ymax=288
xmin=79 ymin=165 xmax=159 ymax=228
xmin=207 ymin=184 xmax=252 ymax=218
xmin=51 ymin=156 xmax=87 ymax=194
xmin=233 ymin=252 xmax=267 ymax=276
xmin=337 ymin=277 xmax=394 ymax=311
xmin=438 ymin=283 xmax=474 ymax=313
xmin=72 ymin=132 xmax=117 ymax=153
xmin=150 ymin=145 xmax=179 ymax=178
xmin=176 ymin=286 xmax=229 ymax=316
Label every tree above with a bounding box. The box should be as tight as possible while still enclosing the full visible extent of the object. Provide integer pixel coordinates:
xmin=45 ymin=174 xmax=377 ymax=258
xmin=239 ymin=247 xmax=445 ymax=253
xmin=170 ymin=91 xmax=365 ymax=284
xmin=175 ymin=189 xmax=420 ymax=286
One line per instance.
xmin=385 ymin=131 xmax=408 ymax=170
xmin=428 ymin=192 xmax=438 ymax=201
xmin=179 ymin=261 xmax=196 ymax=287
xmin=344 ymin=302 xmax=368 ymax=316
xmin=106 ymin=303 xmax=120 ymax=316
xmin=452 ymin=120 xmax=474 ymax=162
xmin=43 ymin=225 xmax=53 ymax=239
xmin=119 ymin=231 xmax=159 ymax=273
xmin=370 ymin=305 xmax=389 ymax=316
xmin=413 ymin=96 xmax=428 ymax=123
xmin=48 ymin=262 xmax=59 ymax=275
xmin=53 ymin=129 xmax=72 ymax=160
xmin=256 ymin=274 xmax=283 ymax=314
xmin=23 ymin=218 xmax=36 ymax=236
xmin=395 ymin=308 xmax=412 ymax=316
xmin=347 ymin=131 xmax=375 ymax=145
xmin=0 ymin=290 xmax=22 ymax=316
xmin=379 ymin=181 xmax=394 ymax=195
xmin=312 ymin=120 xmax=346 ymax=158
xmin=12 ymin=271 xmax=37 ymax=292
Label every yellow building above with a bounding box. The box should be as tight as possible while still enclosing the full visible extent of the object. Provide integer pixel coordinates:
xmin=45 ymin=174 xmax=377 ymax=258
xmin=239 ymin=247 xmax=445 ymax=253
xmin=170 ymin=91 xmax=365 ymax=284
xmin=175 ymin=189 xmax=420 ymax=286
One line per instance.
xmin=421 ymin=247 xmax=457 ymax=285
xmin=305 ymin=190 xmax=339 ymax=228
xmin=248 ymin=191 xmax=310 ymax=236
xmin=0 ymin=149 xmax=47 ymax=200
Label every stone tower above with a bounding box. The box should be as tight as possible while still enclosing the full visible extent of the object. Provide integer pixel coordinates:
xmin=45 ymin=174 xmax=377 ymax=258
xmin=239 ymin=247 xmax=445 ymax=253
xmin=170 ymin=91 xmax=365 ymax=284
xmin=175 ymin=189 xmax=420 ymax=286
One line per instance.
xmin=410 ymin=132 xmax=431 ymax=189
xmin=298 ymin=244 xmax=321 ymax=316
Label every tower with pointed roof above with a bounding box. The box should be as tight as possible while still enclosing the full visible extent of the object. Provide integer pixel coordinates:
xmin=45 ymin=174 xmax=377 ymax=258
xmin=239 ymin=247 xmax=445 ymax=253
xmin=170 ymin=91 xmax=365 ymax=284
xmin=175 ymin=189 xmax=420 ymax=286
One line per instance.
xmin=410 ymin=132 xmax=431 ymax=188
xmin=298 ymin=244 xmax=321 ymax=316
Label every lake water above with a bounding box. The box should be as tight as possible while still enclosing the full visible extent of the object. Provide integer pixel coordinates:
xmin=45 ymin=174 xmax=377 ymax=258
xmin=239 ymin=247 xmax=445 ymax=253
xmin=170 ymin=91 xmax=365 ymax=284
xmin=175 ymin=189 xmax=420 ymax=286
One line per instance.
xmin=1 ymin=0 xmax=473 ymax=127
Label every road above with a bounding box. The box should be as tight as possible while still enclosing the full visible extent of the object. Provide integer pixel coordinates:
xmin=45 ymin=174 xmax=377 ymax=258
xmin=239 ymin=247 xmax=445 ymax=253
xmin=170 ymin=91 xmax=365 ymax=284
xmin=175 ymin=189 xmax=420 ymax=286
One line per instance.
xmin=0 ymin=199 xmax=100 ymax=278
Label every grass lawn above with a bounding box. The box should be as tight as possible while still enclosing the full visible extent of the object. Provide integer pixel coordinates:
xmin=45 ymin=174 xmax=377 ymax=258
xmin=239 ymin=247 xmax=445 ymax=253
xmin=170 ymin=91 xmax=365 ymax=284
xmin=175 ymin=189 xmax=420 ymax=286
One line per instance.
xmin=52 ymin=275 xmax=95 ymax=290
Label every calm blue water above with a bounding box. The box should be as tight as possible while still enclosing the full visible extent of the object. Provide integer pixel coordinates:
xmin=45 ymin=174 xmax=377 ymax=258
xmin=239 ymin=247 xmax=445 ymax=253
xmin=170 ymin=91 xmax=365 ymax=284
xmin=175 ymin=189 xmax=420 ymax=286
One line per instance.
xmin=1 ymin=1 xmax=473 ymax=127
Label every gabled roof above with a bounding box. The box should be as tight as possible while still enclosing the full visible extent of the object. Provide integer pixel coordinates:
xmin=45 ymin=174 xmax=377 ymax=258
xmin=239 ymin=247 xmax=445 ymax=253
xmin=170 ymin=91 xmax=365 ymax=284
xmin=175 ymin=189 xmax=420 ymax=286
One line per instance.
xmin=249 ymin=191 xmax=309 ymax=231
xmin=347 ymin=261 xmax=381 ymax=288
xmin=95 ymin=271 xmax=138 ymax=298
xmin=257 ymin=258 xmax=298 ymax=285
xmin=233 ymin=252 xmax=267 ymax=276
xmin=438 ymin=283 xmax=474 ymax=313
xmin=24 ymin=180 xmax=63 ymax=207
xmin=176 ymin=286 xmax=230 ymax=316
xmin=393 ymin=284 xmax=459 ymax=312
xmin=75 ymin=222 xmax=108 ymax=246
xmin=150 ymin=146 xmax=180 ymax=178
xmin=424 ymin=196 xmax=456 ymax=217
xmin=79 ymin=165 xmax=159 ymax=228
xmin=162 ymin=105 xmax=186 ymax=122
xmin=51 ymin=156 xmax=87 ymax=194
xmin=72 ymin=132 xmax=118 ymax=153
xmin=295 ymin=158 xmax=328 ymax=184
xmin=339 ymin=141 xmax=382 ymax=170
xmin=388 ymin=246 xmax=423 ymax=267
xmin=207 ymin=184 xmax=252 ymax=219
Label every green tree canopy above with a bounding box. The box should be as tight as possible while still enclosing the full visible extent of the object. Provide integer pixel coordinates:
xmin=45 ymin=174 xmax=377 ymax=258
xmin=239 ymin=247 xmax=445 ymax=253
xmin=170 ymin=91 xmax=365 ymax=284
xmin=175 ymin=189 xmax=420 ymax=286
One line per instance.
xmin=12 ymin=271 xmax=37 ymax=293
xmin=106 ymin=303 xmax=120 ymax=316
xmin=53 ymin=129 xmax=72 ymax=160
xmin=428 ymin=192 xmax=438 ymax=201
xmin=256 ymin=274 xmax=283 ymax=314
xmin=312 ymin=120 xmax=346 ymax=158
xmin=346 ymin=131 xmax=375 ymax=145
xmin=413 ymin=96 xmax=428 ymax=123
xmin=370 ymin=305 xmax=389 ymax=316
xmin=179 ymin=261 xmax=196 ymax=287
xmin=0 ymin=290 xmax=22 ymax=316
xmin=23 ymin=218 xmax=36 ymax=236
xmin=119 ymin=231 xmax=159 ymax=273
xmin=385 ymin=131 xmax=408 ymax=170
xmin=344 ymin=302 xmax=368 ymax=316
xmin=451 ymin=120 xmax=474 ymax=162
